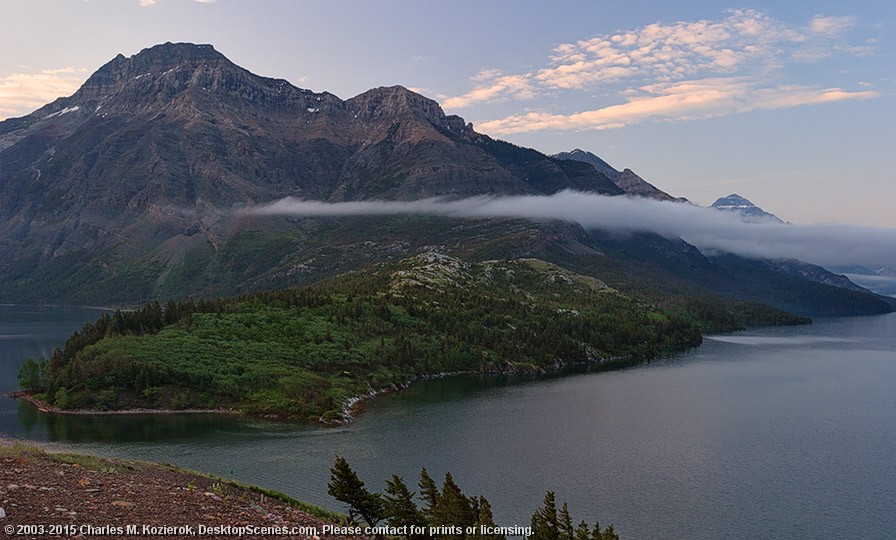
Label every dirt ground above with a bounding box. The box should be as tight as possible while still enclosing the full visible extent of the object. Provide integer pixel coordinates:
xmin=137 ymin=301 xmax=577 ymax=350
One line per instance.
xmin=0 ymin=439 xmax=364 ymax=540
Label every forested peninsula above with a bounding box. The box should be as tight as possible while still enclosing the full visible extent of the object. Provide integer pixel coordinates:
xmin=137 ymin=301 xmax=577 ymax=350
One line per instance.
xmin=17 ymin=253 xmax=711 ymax=422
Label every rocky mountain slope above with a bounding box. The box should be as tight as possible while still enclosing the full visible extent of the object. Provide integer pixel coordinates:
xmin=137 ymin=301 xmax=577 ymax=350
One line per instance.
xmin=0 ymin=42 xmax=620 ymax=303
xmin=552 ymin=148 xmax=683 ymax=201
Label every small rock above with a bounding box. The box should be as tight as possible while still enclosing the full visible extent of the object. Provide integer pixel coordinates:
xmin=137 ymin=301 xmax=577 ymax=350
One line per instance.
xmin=0 ymin=507 xmax=6 ymax=518
xmin=55 ymin=507 xmax=67 ymax=512
xmin=6 ymin=485 xmax=18 ymax=490
xmin=110 ymin=501 xmax=135 ymax=508
xmin=85 ymin=488 xmax=101 ymax=493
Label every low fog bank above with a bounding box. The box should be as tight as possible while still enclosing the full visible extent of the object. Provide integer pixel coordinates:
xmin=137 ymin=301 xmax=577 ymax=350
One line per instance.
xmin=243 ymin=190 xmax=896 ymax=269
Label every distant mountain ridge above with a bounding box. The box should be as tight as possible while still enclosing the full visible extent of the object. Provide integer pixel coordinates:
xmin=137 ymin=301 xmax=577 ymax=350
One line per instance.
xmin=552 ymin=148 xmax=684 ymax=202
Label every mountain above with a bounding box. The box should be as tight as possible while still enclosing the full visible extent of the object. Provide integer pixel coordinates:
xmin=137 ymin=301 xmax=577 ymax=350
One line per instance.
xmin=0 ymin=42 xmax=890 ymax=321
xmin=711 ymin=193 xmax=785 ymax=223
xmin=0 ymin=42 xmax=621 ymax=301
xmin=826 ymin=264 xmax=896 ymax=298
xmin=552 ymin=148 xmax=682 ymax=201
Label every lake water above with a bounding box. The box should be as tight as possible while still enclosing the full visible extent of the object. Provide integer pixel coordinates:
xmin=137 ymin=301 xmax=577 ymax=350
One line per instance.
xmin=1 ymin=304 xmax=894 ymax=540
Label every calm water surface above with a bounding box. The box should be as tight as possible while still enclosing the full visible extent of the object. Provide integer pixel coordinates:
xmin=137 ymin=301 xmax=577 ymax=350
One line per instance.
xmin=1 ymin=304 xmax=894 ymax=540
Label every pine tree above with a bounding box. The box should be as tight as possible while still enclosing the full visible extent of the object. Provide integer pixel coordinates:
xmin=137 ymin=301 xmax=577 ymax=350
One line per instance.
xmin=419 ymin=467 xmax=440 ymax=523
xmin=558 ymin=502 xmax=574 ymax=540
xmin=471 ymin=497 xmax=504 ymax=540
xmin=600 ymin=525 xmax=619 ymax=540
xmin=384 ymin=474 xmax=425 ymax=534
xmin=530 ymin=491 xmax=560 ymax=540
xmin=574 ymin=521 xmax=591 ymax=540
xmin=327 ymin=456 xmax=384 ymax=527
xmin=432 ymin=473 xmax=474 ymax=539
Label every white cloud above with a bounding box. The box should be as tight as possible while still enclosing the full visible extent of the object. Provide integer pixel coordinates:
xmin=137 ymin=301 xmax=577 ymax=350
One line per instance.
xmin=477 ymin=78 xmax=877 ymax=134
xmin=809 ymin=15 xmax=855 ymax=36
xmin=442 ymin=70 xmax=535 ymax=109
xmin=441 ymin=10 xmax=876 ymax=133
xmin=242 ymin=190 xmax=896 ymax=268
xmin=533 ymin=9 xmax=797 ymax=91
xmin=0 ymin=67 xmax=88 ymax=120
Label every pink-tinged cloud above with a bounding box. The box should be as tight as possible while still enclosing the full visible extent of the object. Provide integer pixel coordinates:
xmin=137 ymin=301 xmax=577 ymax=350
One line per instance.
xmin=442 ymin=9 xmax=873 ymax=113
xmin=809 ymin=15 xmax=855 ymax=36
xmin=442 ymin=71 xmax=534 ymax=109
xmin=476 ymin=79 xmax=878 ymax=134
xmin=0 ymin=67 xmax=88 ymax=120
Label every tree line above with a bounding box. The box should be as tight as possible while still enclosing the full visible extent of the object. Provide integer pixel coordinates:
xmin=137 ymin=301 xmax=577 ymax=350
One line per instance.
xmin=328 ymin=456 xmax=619 ymax=540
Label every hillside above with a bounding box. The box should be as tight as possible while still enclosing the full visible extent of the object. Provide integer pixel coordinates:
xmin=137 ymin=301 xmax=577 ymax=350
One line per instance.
xmin=0 ymin=439 xmax=352 ymax=538
xmin=19 ymin=253 xmax=703 ymax=422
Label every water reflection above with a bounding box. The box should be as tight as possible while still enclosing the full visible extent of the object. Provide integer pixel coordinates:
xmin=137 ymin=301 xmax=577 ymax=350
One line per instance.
xmin=17 ymin=402 xmax=256 ymax=443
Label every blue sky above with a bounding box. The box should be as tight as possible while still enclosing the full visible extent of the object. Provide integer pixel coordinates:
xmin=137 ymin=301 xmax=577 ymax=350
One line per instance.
xmin=2 ymin=0 xmax=894 ymax=226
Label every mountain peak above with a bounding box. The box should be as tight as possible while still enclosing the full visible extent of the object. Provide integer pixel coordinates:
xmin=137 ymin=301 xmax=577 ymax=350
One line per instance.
xmin=711 ymin=194 xmax=785 ymax=223
xmin=73 ymin=42 xmax=232 ymax=102
xmin=91 ymin=42 xmax=226 ymax=78
xmin=552 ymin=148 xmax=617 ymax=178
xmin=347 ymin=85 xmax=446 ymax=125
xmin=552 ymin=148 xmax=681 ymax=202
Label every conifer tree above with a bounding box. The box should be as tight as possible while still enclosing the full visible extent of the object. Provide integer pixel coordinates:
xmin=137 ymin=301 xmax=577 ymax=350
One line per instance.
xmin=558 ymin=502 xmax=574 ymax=540
xmin=530 ymin=491 xmax=560 ymax=540
xmin=419 ymin=467 xmax=440 ymax=522
xmin=384 ymin=474 xmax=425 ymax=534
xmin=328 ymin=456 xmax=384 ymax=527
xmin=471 ymin=497 xmax=504 ymax=540
xmin=599 ymin=525 xmax=619 ymax=540
xmin=574 ymin=521 xmax=591 ymax=540
xmin=432 ymin=473 xmax=474 ymax=539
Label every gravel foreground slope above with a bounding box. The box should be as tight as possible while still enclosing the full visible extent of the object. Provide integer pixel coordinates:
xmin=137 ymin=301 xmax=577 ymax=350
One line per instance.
xmin=0 ymin=439 xmax=363 ymax=540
